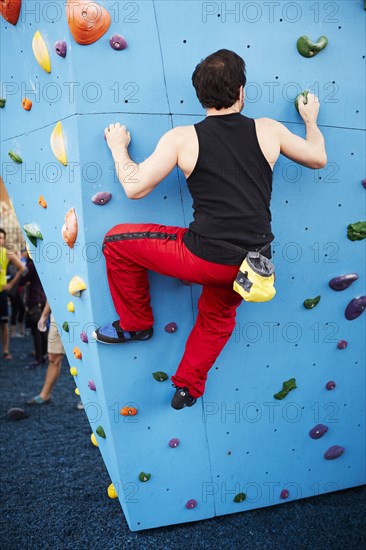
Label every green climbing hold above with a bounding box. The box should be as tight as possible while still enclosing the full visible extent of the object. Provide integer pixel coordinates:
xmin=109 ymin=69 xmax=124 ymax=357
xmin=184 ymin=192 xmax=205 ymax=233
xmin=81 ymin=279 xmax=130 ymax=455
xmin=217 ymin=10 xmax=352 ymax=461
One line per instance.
xmin=234 ymin=493 xmax=246 ymax=503
xmin=297 ymin=35 xmax=328 ymax=57
xmin=303 ymin=295 xmax=321 ymax=309
xmin=0 ymin=99 xmax=6 ymax=108
xmin=8 ymin=150 xmax=23 ymax=163
xmin=274 ymin=378 xmax=297 ymax=400
xmin=152 ymin=371 xmax=169 ymax=382
xmin=294 ymin=90 xmax=309 ymax=113
xmin=62 ymin=322 xmax=69 ymax=332
xmin=96 ymin=425 xmax=106 ymax=438
xmin=23 ymin=223 xmax=43 ymax=247
xmin=347 ymin=221 xmax=366 ymax=241
xmin=139 ymin=472 xmax=151 ymax=482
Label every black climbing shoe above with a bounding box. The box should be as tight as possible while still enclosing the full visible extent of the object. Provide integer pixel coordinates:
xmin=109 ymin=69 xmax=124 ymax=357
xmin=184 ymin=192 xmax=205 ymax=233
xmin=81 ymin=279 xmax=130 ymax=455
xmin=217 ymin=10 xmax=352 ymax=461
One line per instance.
xmin=92 ymin=321 xmax=153 ymax=344
xmin=171 ymin=385 xmax=197 ymax=410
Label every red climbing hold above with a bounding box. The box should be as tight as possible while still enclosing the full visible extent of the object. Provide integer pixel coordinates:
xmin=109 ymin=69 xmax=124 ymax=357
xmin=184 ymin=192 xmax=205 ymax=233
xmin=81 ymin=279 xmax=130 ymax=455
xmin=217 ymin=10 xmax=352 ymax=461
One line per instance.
xmin=165 ymin=322 xmax=177 ymax=333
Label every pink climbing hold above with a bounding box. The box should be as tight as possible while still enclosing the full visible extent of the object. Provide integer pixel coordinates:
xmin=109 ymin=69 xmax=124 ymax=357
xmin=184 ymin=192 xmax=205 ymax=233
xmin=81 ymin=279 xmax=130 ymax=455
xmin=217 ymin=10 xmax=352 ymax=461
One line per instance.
xmin=280 ymin=489 xmax=289 ymax=499
xmin=337 ymin=340 xmax=348 ymax=349
xmin=362 ymin=179 xmax=366 ymax=189
xmin=165 ymin=322 xmax=177 ymax=333
xmin=80 ymin=331 xmax=88 ymax=343
xmin=110 ymin=34 xmax=128 ymax=50
xmin=326 ymin=381 xmax=336 ymax=391
xmin=55 ymin=40 xmax=67 ymax=57
xmin=324 ymin=445 xmax=345 ymax=460
xmin=88 ymin=380 xmax=96 ymax=391
xmin=169 ymin=438 xmax=180 ymax=448
xmin=185 ymin=499 xmax=197 ymax=509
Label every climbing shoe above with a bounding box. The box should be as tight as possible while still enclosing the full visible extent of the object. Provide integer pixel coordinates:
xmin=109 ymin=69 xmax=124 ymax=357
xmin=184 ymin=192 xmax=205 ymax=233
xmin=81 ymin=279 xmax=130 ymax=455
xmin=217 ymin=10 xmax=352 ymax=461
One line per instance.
xmin=92 ymin=320 xmax=153 ymax=344
xmin=171 ymin=385 xmax=197 ymax=410
xmin=26 ymin=395 xmax=51 ymax=406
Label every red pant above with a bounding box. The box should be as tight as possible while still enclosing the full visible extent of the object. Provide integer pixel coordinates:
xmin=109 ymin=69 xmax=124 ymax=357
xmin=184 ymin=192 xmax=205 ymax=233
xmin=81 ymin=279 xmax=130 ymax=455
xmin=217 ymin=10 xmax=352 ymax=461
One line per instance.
xmin=102 ymin=223 xmax=243 ymax=398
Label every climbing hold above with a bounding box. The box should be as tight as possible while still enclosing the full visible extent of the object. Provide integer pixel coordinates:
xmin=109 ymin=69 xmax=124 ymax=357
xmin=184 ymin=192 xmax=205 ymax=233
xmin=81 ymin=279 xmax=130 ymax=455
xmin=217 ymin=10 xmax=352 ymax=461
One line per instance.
xmin=92 ymin=192 xmax=112 ymax=205
xmin=152 ymin=371 xmax=168 ymax=382
xmin=362 ymin=179 xmax=366 ymax=189
xmin=74 ymin=387 xmax=80 ymax=396
xmin=23 ymin=223 xmax=43 ymax=247
xmin=8 ymin=150 xmax=23 ymax=163
xmin=233 ymin=493 xmax=246 ymax=503
xmin=21 ymin=98 xmax=32 ymax=111
xmin=165 ymin=322 xmax=178 ymax=333
xmin=110 ymin=34 xmax=128 ymax=50
xmin=38 ymin=196 xmax=47 ymax=209
xmin=73 ymin=346 xmax=82 ymax=359
xmin=50 ymin=121 xmax=67 ymax=166
xmin=324 ymin=445 xmax=345 ymax=460
xmin=108 ymin=483 xmax=118 ymax=499
xmin=296 ymin=35 xmax=328 ymax=57
xmin=96 ymin=425 xmax=106 ymax=438
xmin=67 ymin=301 xmax=75 ymax=312
xmin=120 ymin=406 xmax=138 ymax=416
xmin=345 ymin=296 xmax=366 ymax=320
xmin=326 ymin=381 xmax=336 ymax=391
xmin=309 ymin=424 xmax=329 ymax=439
xmin=294 ymin=90 xmax=309 ymax=113
xmin=66 ymin=0 xmax=111 ymax=45
xmin=80 ymin=331 xmax=88 ymax=343
xmin=185 ymin=499 xmax=197 ymax=509
xmin=280 ymin=489 xmax=289 ymax=500
xmin=337 ymin=340 xmax=348 ymax=349
xmin=168 ymin=438 xmax=180 ymax=448
xmin=303 ymin=295 xmax=321 ymax=309
xmin=88 ymin=380 xmax=96 ymax=391
xmin=0 ymin=99 xmax=6 ymax=108
xmin=32 ymin=31 xmax=51 ymax=73
xmin=68 ymin=276 xmax=86 ymax=297
xmin=70 ymin=367 xmax=78 ymax=376
xmin=55 ymin=40 xmax=67 ymax=58
xmin=0 ymin=0 xmax=21 ymax=25
xmin=274 ymin=378 xmax=297 ymax=400
xmin=90 ymin=433 xmax=98 ymax=447
xmin=347 ymin=221 xmax=366 ymax=241
xmin=329 ymin=273 xmax=358 ymax=291
xmin=61 ymin=208 xmax=78 ymax=249
xmin=6 ymin=407 xmax=29 ymax=421
xmin=62 ymin=321 xmax=69 ymax=332
xmin=139 ymin=472 xmax=151 ymax=483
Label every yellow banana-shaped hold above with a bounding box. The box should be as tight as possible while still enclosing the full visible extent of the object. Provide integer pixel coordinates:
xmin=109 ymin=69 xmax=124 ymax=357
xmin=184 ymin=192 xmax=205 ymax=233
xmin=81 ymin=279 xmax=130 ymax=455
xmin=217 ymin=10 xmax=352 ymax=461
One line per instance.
xmin=32 ymin=31 xmax=51 ymax=73
xmin=50 ymin=121 xmax=67 ymax=166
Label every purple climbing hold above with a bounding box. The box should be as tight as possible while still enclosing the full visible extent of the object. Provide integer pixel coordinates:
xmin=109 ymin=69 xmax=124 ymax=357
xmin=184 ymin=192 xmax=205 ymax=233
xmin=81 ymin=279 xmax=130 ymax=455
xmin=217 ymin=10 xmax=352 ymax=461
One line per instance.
xmin=80 ymin=330 xmax=88 ymax=343
xmin=185 ymin=499 xmax=197 ymax=509
xmin=165 ymin=322 xmax=177 ymax=333
xmin=92 ymin=192 xmax=112 ymax=206
xmin=280 ymin=489 xmax=289 ymax=499
xmin=329 ymin=273 xmax=358 ymax=291
xmin=88 ymin=380 xmax=96 ymax=391
xmin=337 ymin=340 xmax=348 ymax=349
xmin=326 ymin=381 xmax=336 ymax=391
xmin=309 ymin=423 xmax=329 ymax=439
xmin=345 ymin=296 xmax=366 ymax=320
xmin=55 ymin=40 xmax=67 ymax=58
xmin=169 ymin=438 xmax=180 ymax=448
xmin=324 ymin=445 xmax=345 ymax=460
xmin=110 ymin=34 xmax=127 ymax=50
xmin=362 ymin=179 xmax=366 ymax=189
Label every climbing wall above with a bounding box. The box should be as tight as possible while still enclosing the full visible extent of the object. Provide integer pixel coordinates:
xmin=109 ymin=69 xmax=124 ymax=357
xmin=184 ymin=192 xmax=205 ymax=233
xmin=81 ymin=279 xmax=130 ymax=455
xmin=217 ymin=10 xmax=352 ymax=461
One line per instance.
xmin=1 ymin=0 xmax=365 ymax=531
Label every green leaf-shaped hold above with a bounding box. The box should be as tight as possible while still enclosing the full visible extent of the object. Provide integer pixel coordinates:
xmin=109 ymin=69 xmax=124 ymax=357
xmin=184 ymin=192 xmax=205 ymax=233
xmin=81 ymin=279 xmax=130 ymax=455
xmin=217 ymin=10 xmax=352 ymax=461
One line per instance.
xmin=347 ymin=221 xmax=366 ymax=241
xmin=152 ymin=371 xmax=168 ymax=382
xmin=23 ymin=223 xmax=43 ymax=247
xmin=0 ymin=99 xmax=6 ymax=108
xmin=96 ymin=425 xmax=106 ymax=438
xmin=9 ymin=150 xmax=23 ymax=163
xmin=297 ymin=35 xmax=328 ymax=57
xmin=274 ymin=378 xmax=297 ymax=400
xmin=303 ymin=295 xmax=321 ymax=309
xmin=62 ymin=322 xmax=69 ymax=332
xmin=139 ymin=472 xmax=151 ymax=482
xmin=294 ymin=90 xmax=309 ymax=113
xmin=234 ymin=493 xmax=246 ymax=503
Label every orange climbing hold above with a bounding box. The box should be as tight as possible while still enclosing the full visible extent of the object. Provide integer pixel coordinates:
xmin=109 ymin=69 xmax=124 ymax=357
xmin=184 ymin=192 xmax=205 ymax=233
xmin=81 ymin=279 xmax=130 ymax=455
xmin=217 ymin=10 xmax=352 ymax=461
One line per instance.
xmin=61 ymin=208 xmax=78 ymax=249
xmin=38 ymin=196 xmax=47 ymax=208
xmin=120 ymin=406 xmax=138 ymax=417
xmin=66 ymin=0 xmax=111 ymax=45
xmin=22 ymin=98 xmax=32 ymax=111
xmin=73 ymin=346 xmax=82 ymax=359
xmin=0 ymin=0 xmax=22 ymax=26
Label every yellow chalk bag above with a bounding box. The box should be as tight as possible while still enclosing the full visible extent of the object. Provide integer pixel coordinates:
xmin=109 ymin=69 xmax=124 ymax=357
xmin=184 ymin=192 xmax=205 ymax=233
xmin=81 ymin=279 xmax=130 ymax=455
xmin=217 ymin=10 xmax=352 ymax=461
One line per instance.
xmin=233 ymin=251 xmax=276 ymax=302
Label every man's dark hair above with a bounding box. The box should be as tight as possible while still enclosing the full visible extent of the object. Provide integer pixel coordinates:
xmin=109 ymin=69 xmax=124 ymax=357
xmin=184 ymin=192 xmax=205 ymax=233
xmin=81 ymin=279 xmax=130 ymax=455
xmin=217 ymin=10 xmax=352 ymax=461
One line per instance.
xmin=192 ymin=49 xmax=246 ymax=110
xmin=0 ymin=228 xmax=6 ymax=238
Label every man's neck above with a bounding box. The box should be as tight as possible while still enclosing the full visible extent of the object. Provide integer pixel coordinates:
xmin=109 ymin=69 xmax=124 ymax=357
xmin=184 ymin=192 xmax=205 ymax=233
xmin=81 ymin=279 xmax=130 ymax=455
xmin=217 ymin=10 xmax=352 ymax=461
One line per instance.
xmin=206 ymin=102 xmax=243 ymax=117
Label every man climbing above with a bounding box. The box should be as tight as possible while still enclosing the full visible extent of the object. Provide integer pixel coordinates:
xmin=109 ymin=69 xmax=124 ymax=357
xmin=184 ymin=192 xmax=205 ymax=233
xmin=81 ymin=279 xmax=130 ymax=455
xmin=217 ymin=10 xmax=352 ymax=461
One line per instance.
xmin=93 ymin=49 xmax=327 ymax=410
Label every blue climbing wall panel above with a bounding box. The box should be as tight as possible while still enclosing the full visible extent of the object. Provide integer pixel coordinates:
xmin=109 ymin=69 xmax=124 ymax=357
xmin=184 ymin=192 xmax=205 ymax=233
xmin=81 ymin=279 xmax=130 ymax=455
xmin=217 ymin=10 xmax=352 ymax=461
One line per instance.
xmin=1 ymin=0 xmax=365 ymax=531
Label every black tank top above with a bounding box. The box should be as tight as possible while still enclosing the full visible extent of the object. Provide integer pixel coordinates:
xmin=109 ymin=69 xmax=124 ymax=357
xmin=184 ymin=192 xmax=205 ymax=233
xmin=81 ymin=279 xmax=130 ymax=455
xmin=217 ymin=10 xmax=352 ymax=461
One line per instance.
xmin=182 ymin=113 xmax=274 ymax=265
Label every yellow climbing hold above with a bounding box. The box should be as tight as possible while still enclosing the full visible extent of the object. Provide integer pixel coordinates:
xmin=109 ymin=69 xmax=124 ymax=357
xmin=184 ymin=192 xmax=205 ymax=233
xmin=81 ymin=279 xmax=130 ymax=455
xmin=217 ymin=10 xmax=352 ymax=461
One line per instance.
xmin=91 ymin=433 xmax=98 ymax=447
xmin=107 ymin=483 xmax=118 ymax=499
xmin=74 ymin=388 xmax=80 ymax=396
xmin=70 ymin=367 xmax=78 ymax=376
xmin=32 ymin=31 xmax=51 ymax=73
xmin=67 ymin=301 xmax=75 ymax=312
xmin=69 ymin=276 xmax=86 ymax=297
xmin=50 ymin=122 xmax=67 ymax=166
